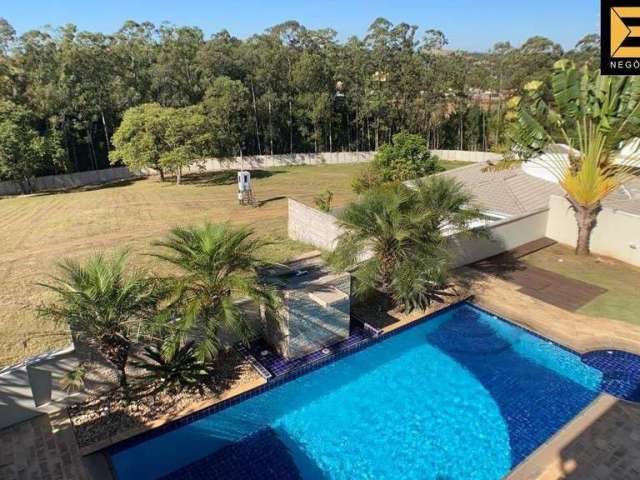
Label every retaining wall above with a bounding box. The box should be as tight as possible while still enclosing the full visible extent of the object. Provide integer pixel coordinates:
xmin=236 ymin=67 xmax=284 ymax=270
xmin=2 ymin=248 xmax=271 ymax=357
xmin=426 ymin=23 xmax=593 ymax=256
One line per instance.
xmin=178 ymin=151 xmax=375 ymax=174
xmin=0 ymin=346 xmax=79 ymax=430
xmin=447 ymin=209 xmax=550 ymax=267
xmin=288 ymin=198 xmax=345 ymax=251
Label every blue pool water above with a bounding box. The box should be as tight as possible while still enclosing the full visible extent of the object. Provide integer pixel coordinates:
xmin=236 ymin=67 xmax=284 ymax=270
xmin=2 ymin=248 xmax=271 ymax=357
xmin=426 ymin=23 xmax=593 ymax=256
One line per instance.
xmin=110 ymin=303 xmax=604 ymax=480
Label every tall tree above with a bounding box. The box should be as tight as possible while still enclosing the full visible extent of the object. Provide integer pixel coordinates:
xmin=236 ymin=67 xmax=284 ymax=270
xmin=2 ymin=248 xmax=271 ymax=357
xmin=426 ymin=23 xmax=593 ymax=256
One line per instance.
xmin=501 ymin=61 xmax=640 ymax=255
xmin=0 ymin=100 xmax=64 ymax=192
xmin=201 ymin=76 xmax=250 ymax=157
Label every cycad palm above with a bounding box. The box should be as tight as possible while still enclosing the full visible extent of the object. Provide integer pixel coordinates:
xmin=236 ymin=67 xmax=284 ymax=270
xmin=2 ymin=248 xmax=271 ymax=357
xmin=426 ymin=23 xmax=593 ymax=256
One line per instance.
xmin=134 ymin=341 xmax=208 ymax=393
xmin=330 ymin=178 xmax=481 ymax=312
xmin=152 ymin=222 xmax=276 ymax=360
xmin=38 ymin=252 xmax=161 ymax=394
xmin=503 ymin=60 xmax=640 ymax=255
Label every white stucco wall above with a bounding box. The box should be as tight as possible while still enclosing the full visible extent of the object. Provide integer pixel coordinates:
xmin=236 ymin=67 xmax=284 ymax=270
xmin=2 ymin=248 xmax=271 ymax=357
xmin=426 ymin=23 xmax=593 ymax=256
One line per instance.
xmin=287 ymin=197 xmax=550 ymax=269
xmin=447 ymin=209 xmax=550 ymax=268
xmin=546 ymin=195 xmax=640 ymax=267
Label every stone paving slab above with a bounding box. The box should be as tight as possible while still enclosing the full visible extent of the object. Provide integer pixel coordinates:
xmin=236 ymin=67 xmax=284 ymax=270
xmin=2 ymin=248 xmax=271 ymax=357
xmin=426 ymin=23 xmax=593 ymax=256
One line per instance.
xmin=507 ymin=394 xmax=640 ymax=480
xmin=464 ymin=268 xmax=640 ymax=355
xmin=0 ymin=411 xmax=87 ymax=480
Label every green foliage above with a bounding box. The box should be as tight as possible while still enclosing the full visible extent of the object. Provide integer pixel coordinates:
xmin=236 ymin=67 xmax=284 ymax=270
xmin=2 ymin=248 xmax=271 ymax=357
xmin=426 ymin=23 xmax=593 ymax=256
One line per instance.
xmin=38 ymin=252 xmax=164 ymax=393
xmin=202 ymin=76 xmax=250 ymax=156
xmin=354 ymin=132 xmax=442 ymax=192
xmin=330 ymin=177 xmax=482 ymax=312
xmin=351 ymin=167 xmax=384 ymax=194
xmin=111 ymin=103 xmax=210 ymax=183
xmin=110 ymin=103 xmax=167 ymax=174
xmin=0 ymin=100 xmax=64 ymax=191
xmin=134 ymin=341 xmax=208 ymax=393
xmin=59 ymin=365 xmax=86 ymax=393
xmin=151 ymin=222 xmax=278 ymax=360
xmin=373 ymin=132 xmax=443 ymax=182
xmin=0 ymin=15 xmax=593 ymax=176
xmin=314 ymin=189 xmax=334 ymax=212
xmin=501 ymin=61 xmax=640 ymax=254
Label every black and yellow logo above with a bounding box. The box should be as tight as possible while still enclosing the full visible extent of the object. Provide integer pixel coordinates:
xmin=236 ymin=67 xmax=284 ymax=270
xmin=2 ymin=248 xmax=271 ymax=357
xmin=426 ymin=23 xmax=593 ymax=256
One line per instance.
xmin=602 ymin=1 xmax=640 ymax=74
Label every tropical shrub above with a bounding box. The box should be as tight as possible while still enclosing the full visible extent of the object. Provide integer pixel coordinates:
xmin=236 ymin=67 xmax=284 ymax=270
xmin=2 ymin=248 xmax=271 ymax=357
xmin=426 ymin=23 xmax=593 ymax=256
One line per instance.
xmin=152 ymin=222 xmax=278 ymax=360
xmin=38 ymin=252 xmax=163 ymax=395
xmin=314 ymin=189 xmax=334 ymax=212
xmin=134 ymin=341 xmax=208 ymax=392
xmin=330 ymin=177 xmax=481 ymax=312
xmin=59 ymin=365 xmax=87 ymax=393
xmin=353 ymin=132 xmax=442 ymax=193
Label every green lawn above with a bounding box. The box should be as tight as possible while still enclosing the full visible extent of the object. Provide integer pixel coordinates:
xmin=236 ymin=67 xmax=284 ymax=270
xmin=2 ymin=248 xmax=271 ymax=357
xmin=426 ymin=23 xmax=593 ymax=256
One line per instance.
xmin=0 ymin=160 xmax=470 ymax=366
xmin=524 ymin=243 xmax=640 ymax=326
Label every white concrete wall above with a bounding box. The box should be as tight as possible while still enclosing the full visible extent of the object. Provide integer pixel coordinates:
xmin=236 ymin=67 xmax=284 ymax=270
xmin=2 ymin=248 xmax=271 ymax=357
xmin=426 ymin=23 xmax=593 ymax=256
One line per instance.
xmin=0 ymin=346 xmax=79 ymax=429
xmin=546 ymin=195 xmax=640 ymax=267
xmin=447 ymin=209 xmax=550 ymax=268
xmin=0 ymin=150 xmax=497 ymax=196
xmin=146 ymin=149 xmax=499 ymax=176
xmin=288 ymin=198 xmax=550 ymax=268
xmin=431 ymin=149 xmax=501 ymax=163
xmin=0 ymin=167 xmax=137 ymax=196
xmin=288 ymin=198 xmax=345 ymax=251
xmin=180 ymin=151 xmax=375 ymax=174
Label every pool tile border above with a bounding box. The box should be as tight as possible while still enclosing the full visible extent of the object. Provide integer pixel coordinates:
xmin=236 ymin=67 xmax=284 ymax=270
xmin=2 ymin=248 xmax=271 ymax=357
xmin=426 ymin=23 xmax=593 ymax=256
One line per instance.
xmin=107 ymin=300 xmax=467 ymax=456
xmin=105 ymin=298 xmax=640 ymax=480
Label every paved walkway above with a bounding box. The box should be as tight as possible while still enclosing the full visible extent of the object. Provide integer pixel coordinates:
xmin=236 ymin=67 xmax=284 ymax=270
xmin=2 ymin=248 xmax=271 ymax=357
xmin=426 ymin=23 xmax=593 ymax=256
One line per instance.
xmin=465 ymin=268 xmax=640 ymax=354
xmin=508 ymin=394 xmax=640 ymax=480
xmin=0 ymin=409 xmax=87 ymax=480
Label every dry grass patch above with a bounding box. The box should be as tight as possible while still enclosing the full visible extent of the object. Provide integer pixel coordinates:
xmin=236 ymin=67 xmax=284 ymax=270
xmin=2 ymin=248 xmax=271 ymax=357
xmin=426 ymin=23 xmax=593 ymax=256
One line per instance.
xmin=0 ymin=161 xmax=470 ymax=366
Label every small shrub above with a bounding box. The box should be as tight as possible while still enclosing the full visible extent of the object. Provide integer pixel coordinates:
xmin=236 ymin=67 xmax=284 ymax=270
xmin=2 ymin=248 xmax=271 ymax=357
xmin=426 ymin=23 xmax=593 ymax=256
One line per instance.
xmin=134 ymin=341 xmax=208 ymax=393
xmin=314 ymin=189 xmax=334 ymax=212
xmin=351 ymin=167 xmax=383 ymax=194
xmin=352 ymin=132 xmax=442 ymax=193
xmin=60 ymin=365 xmax=87 ymax=393
xmin=373 ymin=132 xmax=442 ymax=183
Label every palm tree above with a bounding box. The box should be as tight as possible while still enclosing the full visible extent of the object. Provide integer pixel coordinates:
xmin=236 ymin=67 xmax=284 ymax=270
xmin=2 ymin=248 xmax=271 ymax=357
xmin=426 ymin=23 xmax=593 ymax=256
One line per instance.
xmin=500 ymin=60 xmax=640 ymax=255
xmin=151 ymin=222 xmax=277 ymax=360
xmin=38 ymin=252 xmax=162 ymax=395
xmin=329 ymin=178 xmax=482 ymax=312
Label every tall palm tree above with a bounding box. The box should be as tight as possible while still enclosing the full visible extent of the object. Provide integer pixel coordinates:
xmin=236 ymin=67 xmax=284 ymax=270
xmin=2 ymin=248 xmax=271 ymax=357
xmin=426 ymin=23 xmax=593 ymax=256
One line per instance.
xmin=151 ymin=222 xmax=277 ymax=360
xmin=500 ymin=60 xmax=640 ymax=255
xmin=329 ymin=178 xmax=482 ymax=312
xmin=38 ymin=252 xmax=162 ymax=395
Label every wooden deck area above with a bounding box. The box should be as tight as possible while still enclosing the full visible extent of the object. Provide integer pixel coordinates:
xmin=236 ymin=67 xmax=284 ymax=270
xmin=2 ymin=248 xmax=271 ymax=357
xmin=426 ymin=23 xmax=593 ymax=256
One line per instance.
xmin=473 ymin=238 xmax=607 ymax=312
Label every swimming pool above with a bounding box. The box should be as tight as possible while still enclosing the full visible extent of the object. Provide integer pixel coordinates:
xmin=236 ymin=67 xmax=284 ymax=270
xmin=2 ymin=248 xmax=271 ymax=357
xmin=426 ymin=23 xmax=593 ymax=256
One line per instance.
xmin=109 ymin=303 xmax=606 ymax=480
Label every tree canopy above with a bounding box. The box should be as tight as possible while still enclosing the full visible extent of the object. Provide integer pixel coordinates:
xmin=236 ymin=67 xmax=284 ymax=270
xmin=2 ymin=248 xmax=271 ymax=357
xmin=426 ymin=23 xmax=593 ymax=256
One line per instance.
xmin=0 ymin=16 xmax=600 ymax=179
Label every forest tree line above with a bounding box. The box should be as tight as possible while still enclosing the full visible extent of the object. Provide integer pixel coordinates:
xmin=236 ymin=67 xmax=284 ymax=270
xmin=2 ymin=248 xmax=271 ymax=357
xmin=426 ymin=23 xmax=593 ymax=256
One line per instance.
xmin=0 ymin=17 xmax=600 ymax=183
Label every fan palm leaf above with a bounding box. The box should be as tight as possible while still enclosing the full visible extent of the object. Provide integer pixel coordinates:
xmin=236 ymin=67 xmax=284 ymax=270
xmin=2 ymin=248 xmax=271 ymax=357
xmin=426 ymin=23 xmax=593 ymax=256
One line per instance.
xmin=38 ymin=252 xmax=163 ymax=394
xmin=151 ymin=222 xmax=277 ymax=360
